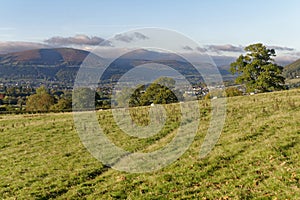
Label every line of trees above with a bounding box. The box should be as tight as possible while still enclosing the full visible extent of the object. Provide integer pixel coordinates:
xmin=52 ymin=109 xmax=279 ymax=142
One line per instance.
xmin=0 ymin=86 xmax=110 ymax=113
xmin=26 ymin=86 xmax=72 ymax=112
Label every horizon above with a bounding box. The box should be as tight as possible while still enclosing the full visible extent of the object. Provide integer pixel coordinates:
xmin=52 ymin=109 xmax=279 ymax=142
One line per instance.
xmin=1 ymin=1 xmax=300 ymax=63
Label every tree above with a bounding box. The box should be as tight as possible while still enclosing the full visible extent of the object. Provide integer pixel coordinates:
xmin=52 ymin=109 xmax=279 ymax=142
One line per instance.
xmin=50 ymin=97 xmax=72 ymax=111
xmin=128 ymin=85 xmax=145 ymax=107
xmin=26 ymin=86 xmax=54 ymax=111
xmin=129 ymin=77 xmax=182 ymax=107
xmin=72 ymin=87 xmax=96 ymax=110
xmin=230 ymin=43 xmax=285 ymax=93
xmin=224 ymin=87 xmax=243 ymax=97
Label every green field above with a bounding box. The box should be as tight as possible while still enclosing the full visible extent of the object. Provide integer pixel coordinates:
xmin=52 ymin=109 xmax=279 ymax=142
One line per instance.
xmin=0 ymin=89 xmax=299 ymax=199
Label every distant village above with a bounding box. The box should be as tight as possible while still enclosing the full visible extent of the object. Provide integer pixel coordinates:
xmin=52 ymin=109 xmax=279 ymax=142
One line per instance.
xmin=0 ymin=78 xmax=235 ymax=113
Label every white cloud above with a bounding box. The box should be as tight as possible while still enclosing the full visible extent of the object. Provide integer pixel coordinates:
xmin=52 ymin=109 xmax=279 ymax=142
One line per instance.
xmin=182 ymin=45 xmax=194 ymax=51
xmin=267 ymin=45 xmax=295 ymax=52
xmin=0 ymin=41 xmax=49 ymax=54
xmin=206 ymin=44 xmax=244 ymax=53
xmin=44 ymin=34 xmax=110 ymax=46
xmin=114 ymin=32 xmax=149 ymax=43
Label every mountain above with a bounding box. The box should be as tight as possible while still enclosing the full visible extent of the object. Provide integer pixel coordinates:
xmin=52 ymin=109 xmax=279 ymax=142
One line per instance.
xmin=95 ymin=49 xmax=236 ymax=83
xmin=0 ymin=48 xmax=91 ymax=66
xmin=0 ymin=48 xmax=236 ymax=86
xmin=0 ymin=48 xmax=104 ymax=85
xmin=283 ymin=59 xmax=300 ymax=79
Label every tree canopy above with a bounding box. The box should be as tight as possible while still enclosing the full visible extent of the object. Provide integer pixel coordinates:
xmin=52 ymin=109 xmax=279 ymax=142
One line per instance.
xmin=230 ymin=43 xmax=285 ymax=93
xmin=26 ymin=86 xmax=54 ymax=111
xmin=128 ymin=77 xmax=182 ymax=107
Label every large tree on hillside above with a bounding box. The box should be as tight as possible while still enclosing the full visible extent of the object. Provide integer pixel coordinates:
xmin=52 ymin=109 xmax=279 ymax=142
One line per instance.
xmin=230 ymin=43 xmax=285 ymax=92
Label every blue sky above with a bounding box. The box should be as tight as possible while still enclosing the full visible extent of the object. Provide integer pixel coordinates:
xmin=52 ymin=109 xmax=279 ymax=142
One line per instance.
xmin=1 ymin=0 xmax=300 ymax=51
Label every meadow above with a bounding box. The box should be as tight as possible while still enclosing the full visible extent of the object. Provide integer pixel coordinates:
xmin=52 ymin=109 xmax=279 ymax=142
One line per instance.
xmin=0 ymin=89 xmax=299 ymax=199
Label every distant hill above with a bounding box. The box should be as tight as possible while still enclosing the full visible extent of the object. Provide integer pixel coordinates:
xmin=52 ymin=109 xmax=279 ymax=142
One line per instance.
xmin=283 ymin=59 xmax=300 ymax=79
xmin=0 ymin=48 xmax=102 ymax=84
xmin=0 ymin=48 xmax=90 ymax=66
xmin=0 ymin=48 xmax=237 ymax=85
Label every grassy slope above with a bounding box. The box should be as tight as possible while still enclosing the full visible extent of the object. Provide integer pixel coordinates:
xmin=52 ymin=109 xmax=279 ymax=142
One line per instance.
xmin=0 ymin=89 xmax=299 ymax=199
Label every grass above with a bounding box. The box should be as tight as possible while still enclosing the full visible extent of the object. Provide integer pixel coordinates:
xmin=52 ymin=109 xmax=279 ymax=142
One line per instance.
xmin=0 ymin=89 xmax=299 ymax=199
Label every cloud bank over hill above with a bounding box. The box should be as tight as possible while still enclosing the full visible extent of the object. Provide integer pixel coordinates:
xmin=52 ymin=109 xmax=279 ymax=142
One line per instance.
xmin=0 ymin=34 xmax=299 ymax=66
xmin=44 ymin=35 xmax=107 ymax=46
xmin=190 ymin=44 xmax=295 ymax=55
xmin=0 ymin=41 xmax=49 ymax=54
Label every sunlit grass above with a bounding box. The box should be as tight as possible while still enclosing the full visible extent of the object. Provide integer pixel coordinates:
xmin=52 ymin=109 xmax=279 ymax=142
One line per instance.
xmin=0 ymin=89 xmax=299 ymax=199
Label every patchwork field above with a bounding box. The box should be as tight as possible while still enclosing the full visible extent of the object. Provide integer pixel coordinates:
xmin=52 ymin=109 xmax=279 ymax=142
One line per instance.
xmin=0 ymin=89 xmax=299 ymax=199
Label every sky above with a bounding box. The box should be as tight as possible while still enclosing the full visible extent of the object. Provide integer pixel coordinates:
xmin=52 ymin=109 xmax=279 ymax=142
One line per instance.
xmin=1 ymin=0 xmax=300 ymax=57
